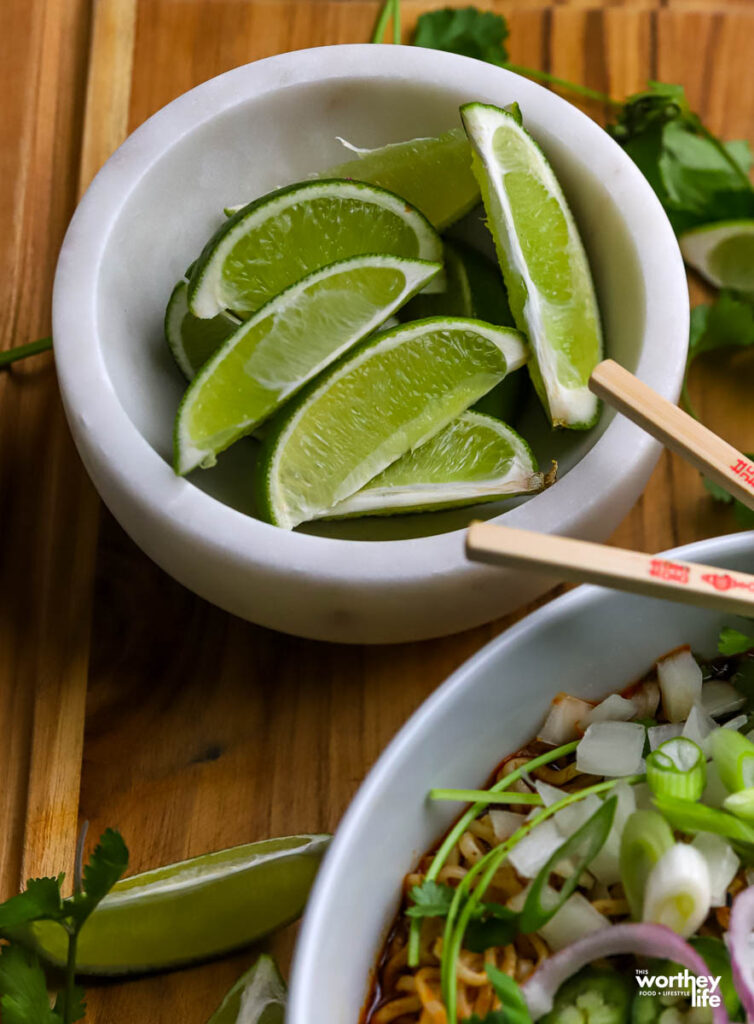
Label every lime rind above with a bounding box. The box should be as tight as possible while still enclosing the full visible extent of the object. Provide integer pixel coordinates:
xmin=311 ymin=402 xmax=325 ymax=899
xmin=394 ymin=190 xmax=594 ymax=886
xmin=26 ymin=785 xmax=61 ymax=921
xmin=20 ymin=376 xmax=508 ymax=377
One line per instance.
xmin=324 ymin=411 xmax=543 ymax=518
xmin=24 ymin=834 xmax=330 ymax=975
xmin=207 ymin=955 xmax=286 ymax=1024
xmin=679 ymin=219 xmax=754 ymax=292
xmin=175 ymin=254 xmax=442 ymax=476
xmin=257 ymin=317 xmax=528 ymax=530
xmin=187 ymin=178 xmax=444 ymax=318
xmin=461 ymin=102 xmax=603 ymax=429
xmin=165 ymin=280 xmax=241 ymax=380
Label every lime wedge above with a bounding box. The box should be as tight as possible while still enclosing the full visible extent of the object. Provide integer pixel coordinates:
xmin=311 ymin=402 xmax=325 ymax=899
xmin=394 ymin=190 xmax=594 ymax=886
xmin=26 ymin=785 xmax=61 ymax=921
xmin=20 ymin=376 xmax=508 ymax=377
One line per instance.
xmin=25 ymin=834 xmax=329 ymax=975
xmin=461 ymin=102 xmax=603 ymax=429
xmin=679 ymin=219 xmax=754 ymax=293
xmin=175 ymin=254 xmax=441 ymax=475
xmin=207 ymin=955 xmax=286 ymax=1024
xmin=188 ymin=179 xmax=443 ymax=318
xmin=165 ymin=281 xmax=241 ymax=379
xmin=256 ymin=317 xmax=528 ymax=529
xmin=325 ymin=411 xmax=543 ymax=518
xmin=399 ymin=241 xmax=524 ymax=422
xmin=320 ymin=128 xmax=479 ymax=230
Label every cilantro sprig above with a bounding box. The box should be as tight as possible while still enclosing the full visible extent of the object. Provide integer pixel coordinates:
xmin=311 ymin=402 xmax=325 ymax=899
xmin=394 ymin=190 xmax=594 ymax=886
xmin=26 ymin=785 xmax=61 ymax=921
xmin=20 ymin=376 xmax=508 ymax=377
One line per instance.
xmin=0 ymin=829 xmax=128 ymax=1024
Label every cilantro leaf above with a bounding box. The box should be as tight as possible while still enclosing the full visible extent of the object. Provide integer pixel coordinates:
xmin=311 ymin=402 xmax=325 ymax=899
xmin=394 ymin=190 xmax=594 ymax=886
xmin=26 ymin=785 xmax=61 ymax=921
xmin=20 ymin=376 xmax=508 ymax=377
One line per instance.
xmin=719 ymin=628 xmax=754 ymax=656
xmin=67 ymin=828 xmax=128 ymax=928
xmin=485 ymin=965 xmax=533 ymax=1024
xmin=0 ymin=878 xmax=65 ymax=932
xmin=0 ymin=945 xmax=61 ymax=1024
xmin=689 ymin=291 xmax=754 ymax=361
xmin=464 ymin=902 xmax=519 ymax=953
xmin=405 ymin=880 xmax=455 ymax=918
xmin=412 ymin=7 xmax=509 ymax=65
xmin=468 ymin=1015 xmax=506 ymax=1024
xmin=608 ymin=83 xmax=754 ymax=233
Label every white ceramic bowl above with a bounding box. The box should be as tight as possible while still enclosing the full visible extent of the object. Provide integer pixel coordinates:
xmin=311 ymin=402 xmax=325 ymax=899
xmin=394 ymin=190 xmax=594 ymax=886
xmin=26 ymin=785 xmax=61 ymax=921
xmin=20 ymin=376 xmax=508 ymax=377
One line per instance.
xmin=289 ymin=530 xmax=754 ymax=1022
xmin=53 ymin=44 xmax=688 ymax=644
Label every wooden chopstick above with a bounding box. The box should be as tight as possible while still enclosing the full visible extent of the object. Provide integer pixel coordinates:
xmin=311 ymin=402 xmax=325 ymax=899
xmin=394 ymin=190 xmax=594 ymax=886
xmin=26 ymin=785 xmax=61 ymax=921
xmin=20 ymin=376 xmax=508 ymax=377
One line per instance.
xmin=466 ymin=522 xmax=754 ymax=615
xmin=589 ymin=359 xmax=754 ymax=512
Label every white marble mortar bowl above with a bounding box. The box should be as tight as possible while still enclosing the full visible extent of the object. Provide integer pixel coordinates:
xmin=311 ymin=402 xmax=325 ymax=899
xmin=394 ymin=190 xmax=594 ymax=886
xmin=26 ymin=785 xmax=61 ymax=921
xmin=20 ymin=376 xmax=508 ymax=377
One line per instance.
xmin=52 ymin=44 xmax=689 ymax=643
xmin=288 ymin=530 xmax=754 ymax=1023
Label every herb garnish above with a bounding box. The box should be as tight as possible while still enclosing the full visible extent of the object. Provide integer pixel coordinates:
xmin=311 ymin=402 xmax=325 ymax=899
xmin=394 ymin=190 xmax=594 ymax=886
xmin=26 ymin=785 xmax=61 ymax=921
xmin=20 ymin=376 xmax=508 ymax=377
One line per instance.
xmin=0 ymin=829 xmax=128 ymax=1024
xmin=719 ymin=627 xmax=754 ymax=656
xmin=467 ymin=966 xmax=533 ymax=1024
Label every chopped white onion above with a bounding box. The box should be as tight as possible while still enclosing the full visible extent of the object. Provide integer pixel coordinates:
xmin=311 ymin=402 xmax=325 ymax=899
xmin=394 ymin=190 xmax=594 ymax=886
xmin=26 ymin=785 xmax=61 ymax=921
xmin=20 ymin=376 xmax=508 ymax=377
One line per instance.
xmin=553 ymin=794 xmax=602 ymax=839
xmin=490 ymin=809 xmax=526 ymax=842
xmin=508 ymin=819 xmax=564 ymax=878
xmin=631 ymin=782 xmax=653 ymax=810
xmin=538 ymin=694 xmax=595 ymax=745
xmin=691 ymin=832 xmax=740 ymax=907
xmin=657 ymin=648 xmax=703 ymax=722
xmin=643 ymin=843 xmax=711 ymax=938
xmin=534 ymin=781 xmax=568 ymax=806
xmin=576 ymin=722 xmax=646 ymax=777
xmin=539 ymin=890 xmax=611 ymax=952
xmin=648 ymin=722 xmax=684 ymax=750
xmin=701 ymin=680 xmax=746 ymax=719
xmin=581 ymin=694 xmax=636 ymax=728
xmin=682 ymin=703 xmax=717 ymax=755
xmin=589 ymin=782 xmax=637 ymax=886
xmin=724 ymin=714 xmax=749 ymax=732
xmin=631 ymin=680 xmax=661 ymax=720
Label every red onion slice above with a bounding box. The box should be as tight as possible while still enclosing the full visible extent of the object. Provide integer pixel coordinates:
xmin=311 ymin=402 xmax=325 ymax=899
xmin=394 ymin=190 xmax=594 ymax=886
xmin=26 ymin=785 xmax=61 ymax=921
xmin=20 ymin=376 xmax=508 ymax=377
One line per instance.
xmin=728 ymin=885 xmax=754 ymax=1021
xmin=521 ymin=922 xmax=729 ymax=1024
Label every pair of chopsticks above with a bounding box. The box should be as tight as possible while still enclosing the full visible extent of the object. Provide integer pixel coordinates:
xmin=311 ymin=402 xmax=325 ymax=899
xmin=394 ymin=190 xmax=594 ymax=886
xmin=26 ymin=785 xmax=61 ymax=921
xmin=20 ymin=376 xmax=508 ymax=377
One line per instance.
xmin=466 ymin=359 xmax=754 ymax=615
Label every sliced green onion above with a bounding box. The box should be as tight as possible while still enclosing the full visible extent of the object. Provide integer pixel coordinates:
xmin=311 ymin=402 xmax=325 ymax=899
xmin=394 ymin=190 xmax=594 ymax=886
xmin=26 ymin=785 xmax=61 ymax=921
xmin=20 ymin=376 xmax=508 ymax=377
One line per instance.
xmin=643 ymin=842 xmax=711 ymax=937
xmin=440 ymin=775 xmax=645 ymax=1024
xmin=486 ymin=965 xmax=533 ymax=1024
xmin=406 ymin=740 xmax=579 ymax=967
xmin=710 ymin=727 xmax=754 ymax=793
xmin=619 ymin=809 xmax=675 ymax=919
xmin=429 ymin=789 xmax=543 ymax=806
xmin=724 ymin=787 xmax=754 ymax=822
xmin=520 ymin=796 xmax=616 ymax=934
xmin=653 ymin=793 xmax=754 ymax=843
xmin=646 ymin=736 xmax=706 ymax=800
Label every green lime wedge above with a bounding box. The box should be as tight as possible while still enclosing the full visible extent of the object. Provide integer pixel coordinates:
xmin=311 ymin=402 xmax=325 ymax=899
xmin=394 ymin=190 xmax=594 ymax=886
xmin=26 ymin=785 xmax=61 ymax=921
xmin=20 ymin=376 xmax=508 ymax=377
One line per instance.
xmin=679 ymin=219 xmax=754 ymax=293
xmin=325 ymin=411 xmax=543 ymax=518
xmin=319 ymin=128 xmax=479 ymax=231
xmin=461 ymin=102 xmax=603 ymax=429
xmin=399 ymin=241 xmax=524 ymax=423
xmin=207 ymin=955 xmax=286 ymax=1024
xmin=165 ymin=281 xmax=241 ymax=379
xmin=24 ymin=834 xmax=329 ymax=975
xmin=188 ymin=179 xmax=443 ymax=318
xmin=175 ymin=254 xmax=441 ymax=475
xmin=256 ymin=317 xmax=528 ymax=529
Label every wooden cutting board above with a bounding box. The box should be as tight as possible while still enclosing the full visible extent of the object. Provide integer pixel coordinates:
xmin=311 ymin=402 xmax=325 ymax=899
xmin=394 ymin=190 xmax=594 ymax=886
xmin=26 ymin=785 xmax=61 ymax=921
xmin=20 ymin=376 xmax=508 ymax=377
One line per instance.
xmin=1 ymin=0 xmax=753 ymax=1020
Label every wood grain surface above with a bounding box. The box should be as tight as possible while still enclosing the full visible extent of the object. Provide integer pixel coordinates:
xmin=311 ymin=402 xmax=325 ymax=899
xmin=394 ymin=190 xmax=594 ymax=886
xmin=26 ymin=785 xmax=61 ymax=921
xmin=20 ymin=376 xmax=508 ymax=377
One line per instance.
xmin=1 ymin=1 xmax=753 ymax=1021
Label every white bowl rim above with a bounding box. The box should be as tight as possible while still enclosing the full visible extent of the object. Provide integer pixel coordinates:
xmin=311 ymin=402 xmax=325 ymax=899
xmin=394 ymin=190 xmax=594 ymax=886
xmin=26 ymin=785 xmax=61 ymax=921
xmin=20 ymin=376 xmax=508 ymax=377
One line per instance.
xmin=53 ymin=43 xmax=689 ymax=588
xmin=288 ymin=528 xmax=754 ymax=1015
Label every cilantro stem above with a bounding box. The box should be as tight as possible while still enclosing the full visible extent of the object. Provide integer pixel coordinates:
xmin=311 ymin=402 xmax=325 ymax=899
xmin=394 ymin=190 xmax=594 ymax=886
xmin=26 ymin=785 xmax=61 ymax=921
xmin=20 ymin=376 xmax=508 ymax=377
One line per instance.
xmin=0 ymin=337 xmax=53 ymax=368
xmin=406 ymin=740 xmax=578 ymax=967
xmin=392 ymin=0 xmax=401 ymax=45
xmin=501 ymin=63 xmax=620 ymax=108
xmin=63 ymin=930 xmax=78 ymax=1024
xmin=371 ymin=0 xmax=393 ymax=44
xmin=440 ymin=774 xmax=645 ymax=1023
xmin=430 ymin=788 xmax=543 ymax=805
